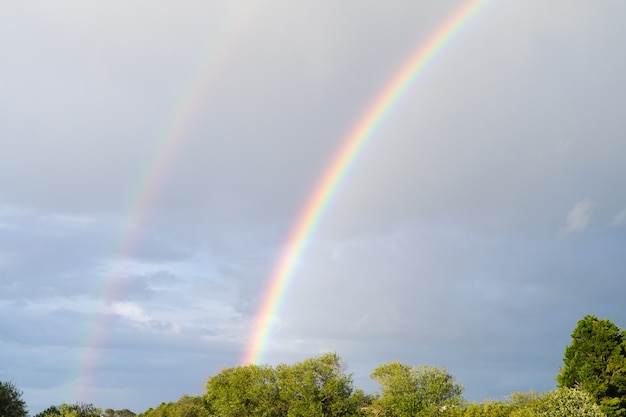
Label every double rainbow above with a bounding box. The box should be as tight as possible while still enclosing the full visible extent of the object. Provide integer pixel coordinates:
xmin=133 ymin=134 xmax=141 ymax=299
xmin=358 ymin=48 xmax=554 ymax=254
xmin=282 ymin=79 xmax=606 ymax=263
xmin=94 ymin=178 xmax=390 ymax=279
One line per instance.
xmin=74 ymin=0 xmax=488 ymax=401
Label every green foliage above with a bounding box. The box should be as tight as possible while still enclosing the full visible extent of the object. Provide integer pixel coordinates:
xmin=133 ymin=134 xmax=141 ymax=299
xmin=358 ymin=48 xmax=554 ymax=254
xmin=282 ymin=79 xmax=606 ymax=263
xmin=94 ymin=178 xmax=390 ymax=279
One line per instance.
xmin=204 ymin=353 xmax=368 ymax=417
xmin=532 ymin=388 xmax=605 ymax=417
xmin=171 ymin=395 xmax=208 ymax=417
xmin=601 ymin=397 xmax=626 ymax=417
xmin=103 ymin=408 xmax=137 ymax=417
xmin=557 ymin=315 xmax=626 ymax=417
xmin=205 ymin=363 xmax=280 ymax=417
xmin=36 ymin=403 xmax=102 ymax=417
xmin=275 ymin=352 xmax=364 ymax=417
xmin=136 ymin=402 xmax=175 ymax=417
xmin=370 ymin=362 xmax=464 ymax=417
xmin=505 ymin=390 xmax=540 ymax=408
xmin=33 ymin=314 xmax=626 ymax=417
xmin=0 ymin=381 xmax=28 ymax=417
xmin=137 ymin=396 xmax=206 ymax=417
xmin=462 ymin=399 xmax=513 ymax=417
xmin=371 ymin=362 xmax=421 ymax=416
xmin=34 ymin=405 xmax=62 ymax=417
xmin=460 ymin=389 xmax=604 ymax=417
xmin=460 ymin=391 xmax=541 ymax=417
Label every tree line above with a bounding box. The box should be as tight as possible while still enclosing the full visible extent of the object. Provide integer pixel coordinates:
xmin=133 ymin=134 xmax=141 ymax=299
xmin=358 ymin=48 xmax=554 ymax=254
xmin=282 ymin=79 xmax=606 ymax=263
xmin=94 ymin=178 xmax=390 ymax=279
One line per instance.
xmin=3 ymin=314 xmax=625 ymax=417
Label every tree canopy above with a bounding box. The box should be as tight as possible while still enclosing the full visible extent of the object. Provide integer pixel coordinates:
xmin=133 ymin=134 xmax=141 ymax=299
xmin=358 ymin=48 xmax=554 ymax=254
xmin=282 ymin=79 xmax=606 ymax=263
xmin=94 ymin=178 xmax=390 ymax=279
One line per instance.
xmin=35 ymin=403 xmax=102 ymax=417
xmin=137 ymin=397 xmax=205 ymax=417
xmin=204 ymin=352 xmax=368 ymax=417
xmin=532 ymin=388 xmax=605 ymax=417
xmin=16 ymin=314 xmax=626 ymax=417
xmin=557 ymin=314 xmax=626 ymax=417
xmin=370 ymin=362 xmax=464 ymax=417
xmin=0 ymin=381 xmax=28 ymax=417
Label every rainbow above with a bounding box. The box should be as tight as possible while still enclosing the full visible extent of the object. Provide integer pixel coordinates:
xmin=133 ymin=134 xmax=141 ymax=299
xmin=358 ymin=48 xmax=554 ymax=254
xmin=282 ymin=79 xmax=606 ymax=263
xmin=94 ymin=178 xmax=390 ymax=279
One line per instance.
xmin=242 ymin=0 xmax=489 ymax=365
xmin=74 ymin=3 xmax=258 ymax=402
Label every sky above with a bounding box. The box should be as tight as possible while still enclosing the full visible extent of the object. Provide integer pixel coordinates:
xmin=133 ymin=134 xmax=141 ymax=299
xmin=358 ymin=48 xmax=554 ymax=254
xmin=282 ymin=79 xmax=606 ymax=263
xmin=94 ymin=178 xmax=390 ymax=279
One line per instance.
xmin=1 ymin=0 xmax=626 ymax=414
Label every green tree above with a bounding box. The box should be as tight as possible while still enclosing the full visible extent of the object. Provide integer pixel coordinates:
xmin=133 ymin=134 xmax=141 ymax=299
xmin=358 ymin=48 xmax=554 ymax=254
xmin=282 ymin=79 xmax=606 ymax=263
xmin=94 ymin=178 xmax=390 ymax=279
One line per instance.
xmin=138 ymin=396 xmax=207 ymax=417
xmin=461 ymin=389 xmax=603 ymax=417
xmin=104 ymin=408 xmax=137 ymax=417
xmin=205 ymin=363 xmax=280 ymax=417
xmin=371 ymin=362 xmax=464 ymax=417
xmin=531 ymin=388 xmax=605 ymax=417
xmin=462 ymin=400 xmax=513 ymax=417
xmin=34 ymin=405 xmax=61 ymax=417
xmin=371 ymin=362 xmax=422 ymax=416
xmin=0 ymin=381 xmax=28 ymax=417
xmin=136 ymin=402 xmax=175 ymax=417
xmin=204 ymin=353 xmax=368 ymax=417
xmin=275 ymin=352 xmax=365 ymax=417
xmin=171 ymin=395 xmax=207 ymax=417
xmin=557 ymin=315 xmax=626 ymax=417
xmin=36 ymin=403 xmax=101 ymax=417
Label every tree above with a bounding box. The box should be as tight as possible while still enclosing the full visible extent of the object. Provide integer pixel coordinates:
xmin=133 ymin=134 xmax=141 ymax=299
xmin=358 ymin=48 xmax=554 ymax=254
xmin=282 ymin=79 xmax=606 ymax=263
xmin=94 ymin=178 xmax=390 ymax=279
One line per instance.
xmin=370 ymin=362 xmax=464 ymax=417
xmin=204 ymin=353 xmax=369 ymax=417
xmin=205 ymin=363 xmax=280 ymax=417
xmin=275 ymin=352 xmax=366 ymax=417
xmin=463 ymin=399 xmax=513 ymax=417
xmin=531 ymin=388 xmax=605 ymax=417
xmin=371 ymin=362 xmax=423 ymax=416
xmin=34 ymin=406 xmax=61 ymax=417
xmin=171 ymin=395 xmax=207 ymax=417
xmin=557 ymin=315 xmax=626 ymax=417
xmin=136 ymin=402 xmax=175 ymax=417
xmin=0 ymin=381 xmax=28 ymax=417
xmin=104 ymin=408 xmax=137 ymax=417
xmin=35 ymin=403 xmax=101 ymax=417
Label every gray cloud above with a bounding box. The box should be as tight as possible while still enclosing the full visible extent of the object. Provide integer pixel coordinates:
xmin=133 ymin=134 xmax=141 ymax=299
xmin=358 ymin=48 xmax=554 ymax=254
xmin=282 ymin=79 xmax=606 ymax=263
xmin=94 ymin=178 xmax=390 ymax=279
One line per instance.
xmin=1 ymin=0 xmax=626 ymax=414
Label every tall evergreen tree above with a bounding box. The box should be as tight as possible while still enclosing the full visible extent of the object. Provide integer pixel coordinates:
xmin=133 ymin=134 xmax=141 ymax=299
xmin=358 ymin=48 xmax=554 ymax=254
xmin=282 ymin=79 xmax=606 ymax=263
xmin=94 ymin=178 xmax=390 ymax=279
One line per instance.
xmin=557 ymin=314 xmax=626 ymax=417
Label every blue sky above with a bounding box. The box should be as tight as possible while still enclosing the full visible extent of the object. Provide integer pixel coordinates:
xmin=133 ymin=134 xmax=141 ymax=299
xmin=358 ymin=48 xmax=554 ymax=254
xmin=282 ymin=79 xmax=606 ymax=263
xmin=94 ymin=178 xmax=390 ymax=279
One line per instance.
xmin=1 ymin=1 xmax=626 ymax=414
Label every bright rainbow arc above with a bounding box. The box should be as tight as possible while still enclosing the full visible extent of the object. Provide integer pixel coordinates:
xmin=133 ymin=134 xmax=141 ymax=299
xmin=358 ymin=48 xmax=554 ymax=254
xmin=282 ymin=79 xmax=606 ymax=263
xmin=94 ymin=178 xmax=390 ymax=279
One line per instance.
xmin=242 ymin=0 xmax=489 ymax=365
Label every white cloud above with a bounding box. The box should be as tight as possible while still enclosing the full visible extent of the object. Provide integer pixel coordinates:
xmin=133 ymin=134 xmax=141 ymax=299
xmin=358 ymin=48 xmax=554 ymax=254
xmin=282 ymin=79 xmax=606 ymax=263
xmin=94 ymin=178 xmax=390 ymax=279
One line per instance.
xmin=110 ymin=302 xmax=151 ymax=324
xmin=563 ymin=199 xmax=594 ymax=234
xmin=612 ymin=209 xmax=626 ymax=226
xmin=46 ymin=213 xmax=99 ymax=227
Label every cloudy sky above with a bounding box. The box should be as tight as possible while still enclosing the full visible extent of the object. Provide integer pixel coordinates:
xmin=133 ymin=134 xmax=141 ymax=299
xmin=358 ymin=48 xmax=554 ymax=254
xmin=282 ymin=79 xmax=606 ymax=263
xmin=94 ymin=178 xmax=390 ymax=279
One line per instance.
xmin=2 ymin=0 xmax=626 ymax=414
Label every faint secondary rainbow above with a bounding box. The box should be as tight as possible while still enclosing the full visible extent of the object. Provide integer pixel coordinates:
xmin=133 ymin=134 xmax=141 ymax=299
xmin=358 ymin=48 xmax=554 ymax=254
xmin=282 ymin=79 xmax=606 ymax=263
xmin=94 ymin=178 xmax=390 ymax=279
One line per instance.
xmin=74 ymin=3 xmax=258 ymax=402
xmin=242 ymin=0 xmax=489 ymax=365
